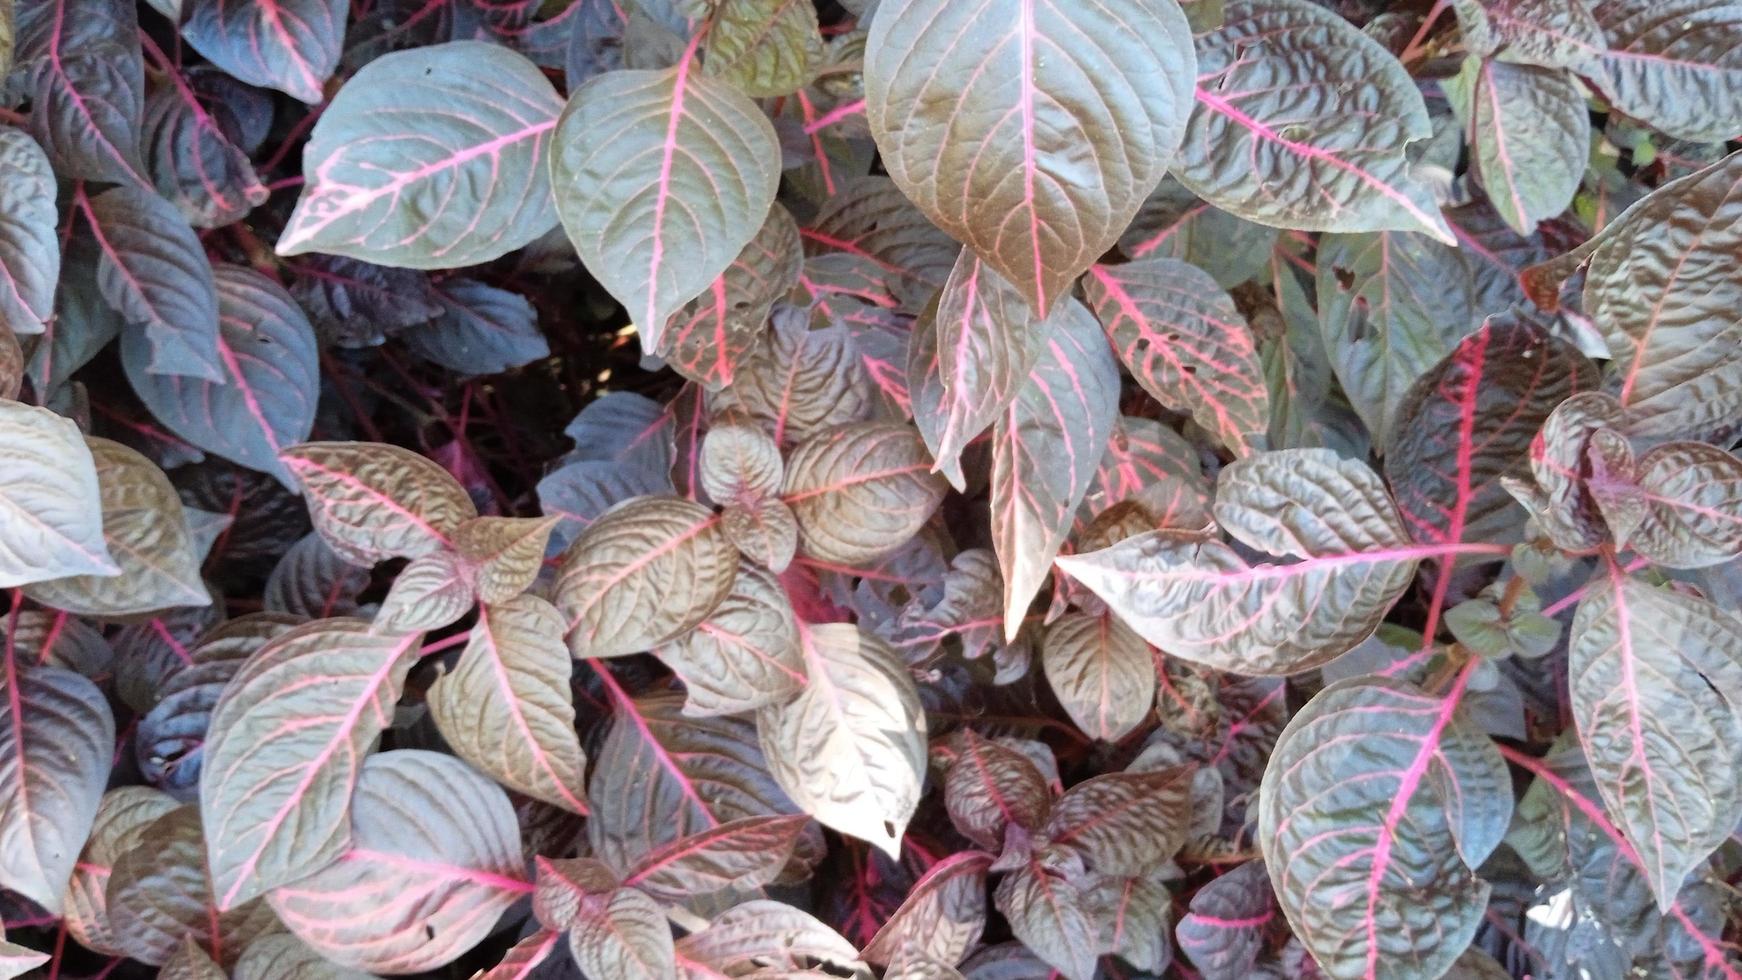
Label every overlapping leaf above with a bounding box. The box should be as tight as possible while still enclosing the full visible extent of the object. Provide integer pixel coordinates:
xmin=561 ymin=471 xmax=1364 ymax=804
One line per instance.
xmin=105 ymin=806 xmax=279 ymax=966
xmin=672 ymin=900 xmax=864 ymax=977
xmin=1445 ymin=57 xmax=1590 ymax=235
xmin=1179 ymin=0 xmax=1454 ymax=242
xmin=181 ymin=0 xmax=344 ymax=104
xmin=400 ymin=279 xmax=550 ymax=377
xmin=9 ymin=0 xmax=148 ymax=185
xmin=141 ymin=68 xmax=269 ymax=227
xmin=428 ymin=596 xmax=589 ymax=813
xmin=1084 ymin=257 xmax=1268 ymax=457
xmin=1258 ymin=676 xmax=1512 ymax=980
xmin=568 ymin=886 xmax=675 ymax=979
xmin=1619 ymin=442 xmax=1742 ymax=567
xmin=782 ymin=422 xmax=947 ymax=566
xmin=863 ymin=0 xmax=1196 ymax=316
xmin=993 ymin=863 xmax=1097 ymax=980
xmin=0 ymin=399 xmax=113 ymax=586
xmin=1176 ymin=859 xmax=1275 ymax=979
xmin=266 ymin=751 xmax=526 ymax=973
xmin=758 ymin=623 xmax=927 ymax=857
xmin=61 ymin=787 xmax=177 ymax=954
xmin=83 ymin=185 xmax=223 ymax=381
xmin=550 ymin=52 xmax=781 ymax=350
xmin=281 ymin=441 xmax=478 ymax=564
xmin=1581 ymin=0 xmax=1742 ymax=143
xmin=278 ymin=42 xmax=564 ymax=268
xmin=659 ymin=203 xmax=802 ymax=390
xmin=123 ymin=265 xmax=319 ymax=489
xmin=722 ymin=317 xmax=874 ymax=445
xmin=1060 ymin=449 xmax=1428 ymax=675
xmin=621 ymin=813 xmax=809 ymax=902
xmin=1451 ymin=0 xmax=1604 ymax=68
xmin=703 ymin=0 xmax=822 ymax=97
xmin=1042 ymin=613 xmax=1156 ymax=742
xmin=655 ymin=563 xmax=806 ymax=717
xmin=0 ymin=127 xmax=59 ymax=335
xmin=991 ymin=298 xmax=1119 ymax=639
xmin=942 ymin=729 xmax=1050 ymax=849
xmin=199 ymin=619 xmax=420 ymax=909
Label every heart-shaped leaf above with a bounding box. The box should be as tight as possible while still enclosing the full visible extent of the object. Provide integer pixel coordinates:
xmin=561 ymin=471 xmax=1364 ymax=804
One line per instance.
xmin=550 ymin=51 xmax=781 ymax=350
xmin=180 ymin=0 xmax=344 ymax=104
xmin=278 ymin=42 xmax=564 ymax=268
xmin=1084 ymin=257 xmax=1268 ymax=457
xmin=122 ymin=265 xmax=319 ymax=490
xmin=1180 ymin=0 xmax=1454 ymax=243
xmin=555 ymin=495 xmax=738 ymax=657
xmin=428 ymin=596 xmax=590 ymax=814
xmin=200 ymin=619 xmax=420 ymax=909
xmin=863 ymin=0 xmax=1196 ymax=316
xmin=0 ymin=659 xmax=113 ymax=912
xmin=758 ymin=622 xmax=927 ymax=857
xmin=0 ymin=398 xmax=113 ymax=587
xmin=265 ymin=751 xmax=527 ymax=973
xmin=1258 ymin=675 xmax=1512 ymax=980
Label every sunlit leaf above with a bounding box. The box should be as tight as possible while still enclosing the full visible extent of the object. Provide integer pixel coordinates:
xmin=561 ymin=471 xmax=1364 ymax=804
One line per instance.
xmin=281 ymin=441 xmax=478 ymax=565
xmin=0 ymin=398 xmax=113 ymax=587
xmin=0 ymin=127 xmax=59 ymax=335
xmin=782 ymin=422 xmax=947 ymax=566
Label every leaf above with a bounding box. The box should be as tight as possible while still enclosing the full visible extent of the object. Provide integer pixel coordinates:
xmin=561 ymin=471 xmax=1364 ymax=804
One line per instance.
xmin=82 ymin=185 xmax=223 ymax=382
xmin=1621 ymin=441 xmax=1742 ymax=568
xmin=401 ymin=279 xmax=549 ymax=376
xmin=863 ymin=851 xmax=992 ymax=968
xmin=1529 ymin=152 xmax=1742 ymax=443
xmin=0 ymin=127 xmax=59 ymax=334
xmin=758 ymin=622 xmax=926 ymax=857
xmin=137 ymin=614 xmax=301 ymax=801
xmin=0 ymin=659 xmax=113 ymax=912
xmin=1582 ymin=0 xmax=1742 ymax=143
xmin=1568 ymin=567 xmax=1742 ymax=911
xmin=1447 ymin=58 xmax=1589 ymax=236
xmin=1175 ymin=858 xmax=1275 ymax=980
xmin=0 ymin=398 xmax=113 ymax=586
xmin=622 ymin=814 xmax=808 ymax=902
xmin=160 ymin=939 xmax=226 ymax=980
xmin=1042 ymin=612 xmax=1156 ymax=742
xmin=722 ymin=498 xmax=799 ymax=573
xmin=550 ymin=53 xmax=781 ymax=351
xmin=1316 ymin=230 xmax=1475 ymax=447
xmin=782 ymin=422 xmax=947 ymax=566
xmin=1384 ymin=316 xmax=1597 ymax=550
xmin=862 ymin=0 xmax=1196 ymax=316
xmin=105 ymin=806 xmax=279 ymax=966
xmin=141 ymin=71 xmax=269 ymax=228
xmin=655 ymin=563 xmax=806 ymax=717
xmin=703 ymin=0 xmax=821 ymax=97
xmin=122 ymin=265 xmax=320 ymax=489
xmin=8 ymin=0 xmax=147 ymax=185
xmin=453 ymin=515 xmax=559 ymax=604
xmin=903 ymin=254 xmax=1034 ymax=484
xmin=263 ymin=532 xmax=370 ymax=619
xmin=701 ymin=421 xmax=784 ymax=504
xmin=568 ymin=886 xmax=676 ymax=980
xmin=281 ymin=441 xmax=478 ymax=565
xmin=942 ymin=729 xmax=1049 ymax=850
xmin=374 ymin=550 xmax=476 ymax=633
xmin=287 ymin=256 xmax=442 ymax=343
xmin=1083 ymin=257 xmax=1268 ymax=457
xmin=1059 ymin=449 xmax=1425 ymax=675
xmin=23 ymin=437 xmax=211 ymax=616
xmin=805 ymin=175 xmax=959 ymax=313
xmin=1450 ymin=0 xmax=1605 ymax=69
xmin=1084 ymin=874 xmax=1171 ymax=973
xmin=199 ymin=619 xmax=420 ymax=909
xmin=587 ymin=689 xmax=808 ymax=874
xmin=1119 ymin=177 xmax=1279 ymax=287
xmin=233 ymin=935 xmax=376 ymax=980
xmin=278 ymin=42 xmax=564 ymax=268
xmin=1180 ymin=0 xmax=1454 ymax=243
xmin=992 ymin=863 xmax=1097 ymax=980
xmin=1045 ymin=767 xmax=1193 ymax=875
xmin=721 ymin=317 xmax=875 ymax=445
xmin=428 ymin=596 xmax=589 ymax=814
xmin=991 ymin=300 xmax=1120 ymax=638
xmin=180 ymin=0 xmax=342 ymax=103
xmin=0 ymin=935 xmax=46 ymax=980
xmin=61 ymin=786 xmax=177 ymax=954
xmin=658 ymin=202 xmax=802 ymax=390
xmin=476 ymin=930 xmax=560 ymax=980
xmin=264 ymin=751 xmax=525 ymax=972
xmin=555 ymin=495 xmax=737 ymax=657
xmin=672 ymin=900 xmax=863 ymax=977
xmin=1258 ymin=675 xmax=1512 ymax=980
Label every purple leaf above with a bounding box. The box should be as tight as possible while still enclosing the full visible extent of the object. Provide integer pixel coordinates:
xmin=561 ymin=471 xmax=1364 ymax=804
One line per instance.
xmin=0 ymin=127 xmax=60 ymax=336
xmin=141 ymin=71 xmax=269 ymax=229
xmin=1581 ymin=0 xmax=1742 ymax=143
xmin=122 ymin=265 xmax=320 ymax=489
xmin=181 ymin=0 xmax=345 ymax=104
xmin=1444 ymin=58 xmax=1589 ymax=236
xmin=1176 ymin=859 xmax=1275 ymax=980
xmin=401 ymin=278 xmax=550 ymax=376
xmin=10 ymin=0 xmax=149 ymax=186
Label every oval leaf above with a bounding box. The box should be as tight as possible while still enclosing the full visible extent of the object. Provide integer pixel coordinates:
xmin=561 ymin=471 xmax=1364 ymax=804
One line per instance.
xmin=1042 ymin=612 xmax=1156 ymax=742
xmin=180 ymin=0 xmax=343 ymax=104
xmin=0 ymin=398 xmax=113 ymax=587
xmin=0 ymin=127 xmax=60 ymax=334
xmin=654 ymin=562 xmax=806 ymax=717
xmin=782 ymin=422 xmax=948 ymax=566
xmin=82 ymin=185 xmax=223 ymax=381
xmin=277 ymin=42 xmax=564 ymax=269
xmin=1582 ymin=0 xmax=1742 ymax=143
xmin=280 ymin=441 xmax=477 ymax=565
xmin=863 ymin=0 xmax=1196 ymax=316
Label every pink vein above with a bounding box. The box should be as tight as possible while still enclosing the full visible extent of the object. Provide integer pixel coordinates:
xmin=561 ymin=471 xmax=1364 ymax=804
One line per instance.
xmin=1016 ymin=0 xmax=1045 ymax=311
xmin=644 ymin=31 xmax=707 ymax=334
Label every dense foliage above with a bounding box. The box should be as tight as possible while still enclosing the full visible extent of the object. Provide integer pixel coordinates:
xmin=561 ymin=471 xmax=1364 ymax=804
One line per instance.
xmin=0 ymin=0 xmax=1739 ymax=976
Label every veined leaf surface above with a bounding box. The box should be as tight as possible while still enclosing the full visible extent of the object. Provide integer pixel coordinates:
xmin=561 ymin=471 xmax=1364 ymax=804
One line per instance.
xmin=0 ymin=399 xmax=113 ymax=587
xmin=181 ymin=0 xmax=344 ymax=104
xmin=863 ymin=0 xmax=1196 ymax=316
xmin=0 ymin=127 xmax=59 ymax=335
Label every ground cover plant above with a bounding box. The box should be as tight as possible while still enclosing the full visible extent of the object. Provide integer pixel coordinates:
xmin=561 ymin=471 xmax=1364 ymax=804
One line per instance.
xmin=0 ymin=0 xmax=1739 ymax=976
